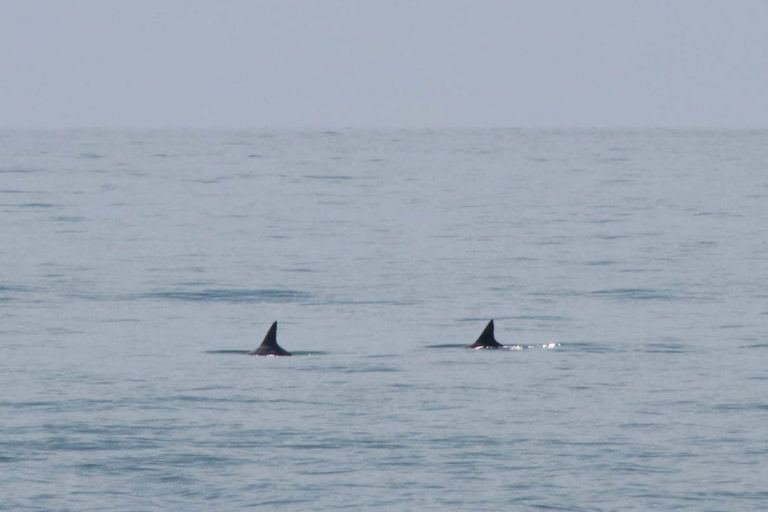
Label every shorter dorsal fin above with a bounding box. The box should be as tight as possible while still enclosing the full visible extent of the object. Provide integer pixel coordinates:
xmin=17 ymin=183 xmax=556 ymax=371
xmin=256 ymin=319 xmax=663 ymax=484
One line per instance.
xmin=250 ymin=321 xmax=292 ymax=356
xmin=466 ymin=319 xmax=504 ymax=349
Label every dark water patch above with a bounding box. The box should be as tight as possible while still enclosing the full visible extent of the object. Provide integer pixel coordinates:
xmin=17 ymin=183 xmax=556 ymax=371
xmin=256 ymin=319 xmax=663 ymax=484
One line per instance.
xmin=687 ymin=490 xmax=768 ymax=503
xmin=281 ymin=442 xmax=349 ymax=451
xmin=297 ymin=468 xmax=357 ymax=476
xmin=46 ymin=327 xmax=85 ymax=336
xmin=339 ymin=365 xmax=401 ymax=373
xmin=428 ymin=434 xmax=507 ymax=449
xmin=586 ymin=260 xmax=617 ymax=266
xmin=205 ymin=349 xmax=327 ymax=356
xmin=52 ymin=215 xmax=85 ymax=222
xmin=607 ymin=461 xmax=676 ymax=475
xmin=36 ymin=437 xmax=154 ymax=452
xmin=718 ymin=323 xmax=746 ymax=329
xmin=248 ymin=153 xmax=263 ymax=158
xmin=641 ymin=343 xmax=688 ymax=353
xmin=0 ymin=400 xmax=60 ymax=410
xmin=510 ymin=255 xmax=538 ymax=262
xmin=589 ymin=288 xmax=683 ymax=301
xmin=187 ymin=175 xmax=235 ymax=184
xmin=248 ymin=498 xmax=314 ymax=507
xmin=323 ymin=299 xmax=415 ymax=306
xmin=138 ymin=288 xmax=313 ymax=303
xmin=741 ymin=343 xmax=768 ymax=349
xmin=520 ymin=503 xmax=586 ymax=512
xmin=174 ymin=280 xmax=215 ymax=287
xmin=303 ymin=174 xmax=355 ymax=181
xmin=0 ymin=167 xmax=43 ymax=174
xmin=142 ymin=453 xmax=236 ymax=470
xmin=535 ymin=237 xmax=570 ymax=246
xmin=21 ymin=399 xmax=125 ymax=414
xmin=0 ymin=284 xmax=35 ymax=302
xmin=163 ymin=395 xmax=236 ymax=404
xmin=15 ymin=202 xmax=57 ymax=208
xmin=0 ymin=284 xmax=33 ymax=293
xmin=284 ymin=436 xmax=408 ymax=452
xmin=102 ymin=317 xmax=141 ymax=324
xmin=693 ymin=210 xmax=735 ymax=217
xmin=601 ymin=178 xmax=634 ymax=185
xmin=712 ymin=402 xmax=768 ymax=412
xmin=620 ymin=267 xmax=664 ymax=274
xmin=184 ymin=384 xmax=233 ymax=392
xmin=79 ymin=152 xmax=102 ymax=159
xmin=40 ymin=422 xmax=172 ymax=438
xmin=66 ymin=290 xmax=118 ymax=302
xmin=23 ymin=428 xmax=176 ymax=452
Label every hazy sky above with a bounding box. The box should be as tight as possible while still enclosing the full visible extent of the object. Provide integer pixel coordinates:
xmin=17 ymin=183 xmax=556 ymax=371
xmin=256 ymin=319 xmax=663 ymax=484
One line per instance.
xmin=2 ymin=0 xmax=767 ymax=129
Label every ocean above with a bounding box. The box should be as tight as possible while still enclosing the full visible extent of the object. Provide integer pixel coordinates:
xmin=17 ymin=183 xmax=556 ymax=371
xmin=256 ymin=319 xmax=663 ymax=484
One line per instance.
xmin=2 ymin=128 xmax=767 ymax=510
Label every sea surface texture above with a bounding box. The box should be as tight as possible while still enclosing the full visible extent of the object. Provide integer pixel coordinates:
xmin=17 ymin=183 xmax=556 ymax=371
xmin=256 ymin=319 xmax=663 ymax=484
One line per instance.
xmin=2 ymin=129 xmax=767 ymax=511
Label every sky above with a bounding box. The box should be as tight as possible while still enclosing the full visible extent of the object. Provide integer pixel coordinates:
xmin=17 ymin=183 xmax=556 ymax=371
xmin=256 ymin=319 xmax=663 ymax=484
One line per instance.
xmin=2 ymin=0 xmax=767 ymax=129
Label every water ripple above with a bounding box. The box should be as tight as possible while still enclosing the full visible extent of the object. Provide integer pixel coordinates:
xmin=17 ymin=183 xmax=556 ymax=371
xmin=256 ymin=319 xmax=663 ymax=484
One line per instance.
xmin=137 ymin=288 xmax=313 ymax=303
xmin=588 ymin=288 xmax=701 ymax=301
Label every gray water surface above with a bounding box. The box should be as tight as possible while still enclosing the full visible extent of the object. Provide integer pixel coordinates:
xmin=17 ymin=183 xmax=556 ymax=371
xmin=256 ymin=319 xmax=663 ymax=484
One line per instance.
xmin=2 ymin=129 xmax=767 ymax=510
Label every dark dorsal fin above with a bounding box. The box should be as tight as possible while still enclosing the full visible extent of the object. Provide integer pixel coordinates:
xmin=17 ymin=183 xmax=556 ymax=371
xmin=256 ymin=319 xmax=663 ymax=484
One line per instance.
xmin=250 ymin=321 xmax=292 ymax=356
xmin=466 ymin=319 xmax=503 ymax=349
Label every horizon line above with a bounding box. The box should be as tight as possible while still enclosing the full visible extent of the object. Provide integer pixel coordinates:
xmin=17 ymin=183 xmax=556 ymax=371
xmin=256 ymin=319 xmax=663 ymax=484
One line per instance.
xmin=2 ymin=124 xmax=767 ymax=132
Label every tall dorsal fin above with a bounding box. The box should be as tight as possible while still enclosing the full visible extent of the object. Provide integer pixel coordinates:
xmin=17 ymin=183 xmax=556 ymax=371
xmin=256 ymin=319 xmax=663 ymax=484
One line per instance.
xmin=250 ymin=321 xmax=291 ymax=356
xmin=466 ymin=319 xmax=503 ymax=349
xmin=260 ymin=321 xmax=278 ymax=348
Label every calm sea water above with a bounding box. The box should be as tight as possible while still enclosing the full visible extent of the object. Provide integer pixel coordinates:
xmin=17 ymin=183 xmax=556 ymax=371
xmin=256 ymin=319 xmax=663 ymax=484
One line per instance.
xmin=2 ymin=129 xmax=767 ymax=511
